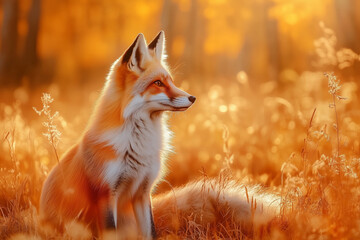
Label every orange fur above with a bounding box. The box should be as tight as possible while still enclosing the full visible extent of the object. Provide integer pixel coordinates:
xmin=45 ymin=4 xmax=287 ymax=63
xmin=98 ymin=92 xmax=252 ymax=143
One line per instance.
xmin=39 ymin=32 xmax=195 ymax=238
xmin=40 ymin=145 xmax=111 ymax=234
xmin=89 ymin=66 xmax=138 ymax=133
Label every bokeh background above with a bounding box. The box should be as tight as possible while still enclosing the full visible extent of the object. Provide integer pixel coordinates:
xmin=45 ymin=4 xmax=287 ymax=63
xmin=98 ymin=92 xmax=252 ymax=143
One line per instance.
xmin=1 ymin=0 xmax=360 ymax=238
xmin=1 ymin=0 xmax=360 ymax=186
xmin=1 ymin=0 xmax=360 ymax=84
xmin=1 ymin=0 xmax=360 ymax=189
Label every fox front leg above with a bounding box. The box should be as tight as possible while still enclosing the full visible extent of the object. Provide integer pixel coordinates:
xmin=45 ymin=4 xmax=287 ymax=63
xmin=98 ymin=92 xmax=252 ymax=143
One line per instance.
xmin=103 ymin=194 xmax=118 ymax=230
xmin=133 ymin=196 xmax=156 ymax=239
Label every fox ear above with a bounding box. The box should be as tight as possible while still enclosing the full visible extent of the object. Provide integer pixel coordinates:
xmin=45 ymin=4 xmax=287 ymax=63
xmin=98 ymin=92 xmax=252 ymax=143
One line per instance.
xmin=122 ymin=33 xmax=150 ymax=73
xmin=148 ymin=31 xmax=165 ymax=61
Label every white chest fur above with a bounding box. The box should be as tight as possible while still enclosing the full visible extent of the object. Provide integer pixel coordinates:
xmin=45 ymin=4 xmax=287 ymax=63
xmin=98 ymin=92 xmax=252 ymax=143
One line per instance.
xmin=100 ymin=114 xmax=164 ymax=194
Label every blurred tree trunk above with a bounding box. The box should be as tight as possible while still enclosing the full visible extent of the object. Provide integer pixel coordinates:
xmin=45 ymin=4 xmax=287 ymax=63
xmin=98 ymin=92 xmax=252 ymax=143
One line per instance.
xmin=21 ymin=0 xmax=42 ymax=80
xmin=0 ymin=0 xmax=19 ymax=85
xmin=161 ymin=0 xmax=176 ymax=63
xmin=184 ymin=0 xmax=205 ymax=77
xmin=161 ymin=0 xmax=206 ymax=77
xmin=264 ymin=1 xmax=280 ymax=82
xmin=239 ymin=0 xmax=269 ymax=84
xmin=334 ymin=0 xmax=360 ymax=77
xmin=0 ymin=0 xmax=41 ymax=86
xmin=334 ymin=0 xmax=360 ymax=52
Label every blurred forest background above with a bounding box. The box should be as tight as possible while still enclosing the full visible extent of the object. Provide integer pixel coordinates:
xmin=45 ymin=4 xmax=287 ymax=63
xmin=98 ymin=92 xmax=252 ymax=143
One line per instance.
xmin=1 ymin=0 xmax=360 ymax=191
xmin=1 ymin=0 xmax=360 ymax=188
xmin=1 ymin=0 xmax=360 ymax=86
xmin=1 ymin=0 xmax=360 ymax=238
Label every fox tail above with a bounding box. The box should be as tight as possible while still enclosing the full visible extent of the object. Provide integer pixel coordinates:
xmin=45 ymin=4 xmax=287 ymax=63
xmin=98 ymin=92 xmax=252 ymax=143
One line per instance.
xmin=153 ymin=178 xmax=283 ymax=238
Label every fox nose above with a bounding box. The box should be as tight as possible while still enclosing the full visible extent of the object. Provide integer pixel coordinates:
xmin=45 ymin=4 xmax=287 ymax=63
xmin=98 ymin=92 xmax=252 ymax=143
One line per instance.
xmin=188 ymin=96 xmax=196 ymax=103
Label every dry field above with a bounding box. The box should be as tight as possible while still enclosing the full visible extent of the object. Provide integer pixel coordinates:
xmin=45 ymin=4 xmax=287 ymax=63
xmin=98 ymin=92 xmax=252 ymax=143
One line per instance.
xmin=1 ymin=25 xmax=360 ymax=239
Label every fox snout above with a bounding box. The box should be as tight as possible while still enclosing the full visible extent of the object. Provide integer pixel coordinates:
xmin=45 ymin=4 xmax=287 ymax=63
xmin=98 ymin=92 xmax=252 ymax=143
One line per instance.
xmin=155 ymin=92 xmax=196 ymax=112
xmin=158 ymin=83 xmax=196 ymax=112
xmin=188 ymin=96 xmax=196 ymax=103
xmin=169 ymin=94 xmax=196 ymax=111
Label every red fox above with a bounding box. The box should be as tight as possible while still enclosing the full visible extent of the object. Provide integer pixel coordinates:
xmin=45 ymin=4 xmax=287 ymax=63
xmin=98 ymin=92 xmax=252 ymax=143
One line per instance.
xmin=40 ymin=31 xmax=281 ymax=239
xmin=40 ymin=31 xmax=196 ymax=238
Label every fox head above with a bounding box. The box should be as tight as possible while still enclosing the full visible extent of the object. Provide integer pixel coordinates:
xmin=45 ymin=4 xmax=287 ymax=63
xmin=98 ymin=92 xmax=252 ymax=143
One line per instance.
xmin=107 ymin=31 xmax=196 ymax=120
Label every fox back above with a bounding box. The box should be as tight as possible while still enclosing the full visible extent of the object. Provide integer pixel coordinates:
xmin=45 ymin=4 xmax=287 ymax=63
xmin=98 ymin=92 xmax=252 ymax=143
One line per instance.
xmin=39 ymin=31 xmax=196 ymax=238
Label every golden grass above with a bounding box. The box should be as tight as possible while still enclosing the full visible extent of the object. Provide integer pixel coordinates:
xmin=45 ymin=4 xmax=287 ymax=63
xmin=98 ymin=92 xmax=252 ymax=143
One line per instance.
xmin=1 ymin=27 xmax=360 ymax=239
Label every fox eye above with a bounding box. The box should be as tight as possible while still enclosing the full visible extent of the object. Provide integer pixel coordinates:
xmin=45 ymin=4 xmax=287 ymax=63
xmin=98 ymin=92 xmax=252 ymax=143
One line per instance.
xmin=153 ymin=80 xmax=164 ymax=87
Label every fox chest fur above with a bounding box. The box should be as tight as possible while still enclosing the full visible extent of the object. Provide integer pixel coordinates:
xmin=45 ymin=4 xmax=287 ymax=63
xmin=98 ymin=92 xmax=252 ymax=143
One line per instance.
xmin=103 ymin=115 xmax=163 ymax=196
xmin=83 ymin=113 xmax=165 ymax=198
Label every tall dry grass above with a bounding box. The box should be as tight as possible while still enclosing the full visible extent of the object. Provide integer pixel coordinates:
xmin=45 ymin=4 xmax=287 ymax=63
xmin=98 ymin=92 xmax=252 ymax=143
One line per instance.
xmin=0 ymin=24 xmax=360 ymax=239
